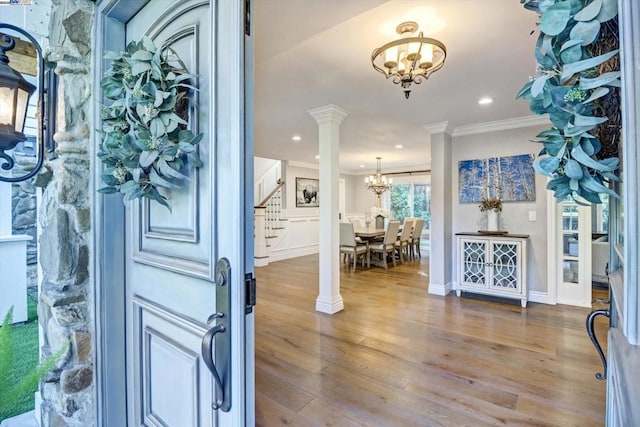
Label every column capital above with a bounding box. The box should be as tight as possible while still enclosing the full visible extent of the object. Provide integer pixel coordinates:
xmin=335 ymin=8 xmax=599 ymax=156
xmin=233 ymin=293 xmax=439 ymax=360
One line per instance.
xmin=424 ymin=121 xmax=452 ymax=136
xmin=308 ymin=104 xmax=349 ymax=125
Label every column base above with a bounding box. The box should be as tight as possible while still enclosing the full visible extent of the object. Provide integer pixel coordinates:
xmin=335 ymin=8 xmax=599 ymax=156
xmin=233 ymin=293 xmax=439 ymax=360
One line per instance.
xmin=315 ymin=295 xmax=344 ymax=314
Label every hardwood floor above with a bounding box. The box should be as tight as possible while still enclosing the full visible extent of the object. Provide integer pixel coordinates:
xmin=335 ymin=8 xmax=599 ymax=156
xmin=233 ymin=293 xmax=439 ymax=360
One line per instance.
xmin=254 ymin=253 xmax=609 ymax=426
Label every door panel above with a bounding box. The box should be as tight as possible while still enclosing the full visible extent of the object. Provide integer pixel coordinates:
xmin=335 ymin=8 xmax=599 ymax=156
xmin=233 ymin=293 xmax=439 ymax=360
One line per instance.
xmin=129 ymin=4 xmax=213 ymax=281
xmin=134 ymin=296 xmax=210 ymax=426
xmin=97 ymin=0 xmax=251 ymax=425
xmin=124 ymin=1 xmax=218 ymax=426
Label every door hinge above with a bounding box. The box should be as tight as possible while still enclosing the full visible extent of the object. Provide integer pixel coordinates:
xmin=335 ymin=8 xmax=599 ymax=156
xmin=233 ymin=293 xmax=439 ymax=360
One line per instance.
xmin=245 ymin=272 xmax=256 ymax=314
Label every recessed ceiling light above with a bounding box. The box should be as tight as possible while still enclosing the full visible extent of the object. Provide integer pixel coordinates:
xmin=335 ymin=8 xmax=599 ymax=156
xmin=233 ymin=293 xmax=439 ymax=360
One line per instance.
xmin=292 ymin=135 xmax=302 ymax=141
xmin=315 ymin=155 xmax=320 ymax=159
xmin=359 ymin=164 xmax=366 ymax=168
xmin=478 ymin=97 xmax=493 ymax=105
xmin=395 ymin=144 xmax=403 ymax=149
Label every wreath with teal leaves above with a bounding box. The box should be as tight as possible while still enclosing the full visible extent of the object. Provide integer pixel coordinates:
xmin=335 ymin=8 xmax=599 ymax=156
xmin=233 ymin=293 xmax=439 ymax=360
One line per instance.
xmin=517 ymin=0 xmax=620 ymax=204
xmin=98 ymin=36 xmax=203 ymax=210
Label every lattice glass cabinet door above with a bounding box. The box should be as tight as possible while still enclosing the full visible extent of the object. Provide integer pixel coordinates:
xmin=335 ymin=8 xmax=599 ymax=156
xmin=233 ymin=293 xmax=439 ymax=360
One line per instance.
xmin=461 ymin=239 xmax=488 ymax=287
xmin=491 ymin=241 xmax=521 ymax=292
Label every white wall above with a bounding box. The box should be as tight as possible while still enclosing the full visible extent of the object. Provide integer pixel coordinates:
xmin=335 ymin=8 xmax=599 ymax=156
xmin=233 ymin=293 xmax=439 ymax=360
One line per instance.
xmin=254 ymin=156 xmax=279 ymax=183
xmin=282 ymin=162 xmax=378 ymax=217
xmin=451 ymin=125 xmax=549 ymax=293
xmin=343 ymin=174 xmax=378 ymax=216
xmin=283 ymin=162 xmax=320 ymax=217
xmin=254 ymin=156 xmax=281 ymax=205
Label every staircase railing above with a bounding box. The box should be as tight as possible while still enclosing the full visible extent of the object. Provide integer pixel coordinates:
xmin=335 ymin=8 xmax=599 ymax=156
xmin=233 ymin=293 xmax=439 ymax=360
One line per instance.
xmin=257 ymin=179 xmax=285 ymax=238
xmin=254 ymin=180 xmax=285 ymax=266
xmin=257 ymin=179 xmax=284 ymax=207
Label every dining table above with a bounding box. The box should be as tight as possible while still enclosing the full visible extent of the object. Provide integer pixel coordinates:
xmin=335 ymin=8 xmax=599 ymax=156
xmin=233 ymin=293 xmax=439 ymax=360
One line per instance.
xmin=354 ymin=227 xmax=386 ymax=240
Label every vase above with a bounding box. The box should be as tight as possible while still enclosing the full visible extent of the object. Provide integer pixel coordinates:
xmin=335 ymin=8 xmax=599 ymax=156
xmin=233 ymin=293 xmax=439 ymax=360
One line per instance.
xmin=487 ymin=210 xmax=499 ymax=231
xmin=375 ymin=215 xmax=385 ymax=229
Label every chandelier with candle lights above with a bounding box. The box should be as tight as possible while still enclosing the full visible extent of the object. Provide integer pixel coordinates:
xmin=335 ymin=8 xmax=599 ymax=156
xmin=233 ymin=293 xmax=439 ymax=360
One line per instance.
xmin=365 ymin=157 xmax=392 ymax=207
xmin=371 ymin=21 xmax=447 ymax=99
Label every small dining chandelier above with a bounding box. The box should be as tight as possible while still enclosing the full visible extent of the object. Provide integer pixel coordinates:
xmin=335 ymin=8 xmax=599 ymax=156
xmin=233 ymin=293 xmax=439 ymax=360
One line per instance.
xmin=365 ymin=157 xmax=392 ymax=207
xmin=371 ymin=21 xmax=447 ymax=99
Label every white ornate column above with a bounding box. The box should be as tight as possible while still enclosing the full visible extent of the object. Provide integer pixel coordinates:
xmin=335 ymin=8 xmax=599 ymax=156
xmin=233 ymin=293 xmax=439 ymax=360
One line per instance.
xmin=308 ymin=104 xmax=349 ymax=314
xmin=426 ymin=122 xmax=454 ymax=295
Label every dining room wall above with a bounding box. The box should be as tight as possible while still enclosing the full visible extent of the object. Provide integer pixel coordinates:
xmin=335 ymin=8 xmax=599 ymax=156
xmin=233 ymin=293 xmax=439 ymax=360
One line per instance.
xmin=450 ymin=124 xmax=550 ymax=296
xmin=345 ymin=174 xmax=379 ymax=216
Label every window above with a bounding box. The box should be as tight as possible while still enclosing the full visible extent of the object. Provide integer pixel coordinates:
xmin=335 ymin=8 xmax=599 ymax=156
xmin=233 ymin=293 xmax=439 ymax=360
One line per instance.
xmin=388 ymin=180 xmax=431 ymax=229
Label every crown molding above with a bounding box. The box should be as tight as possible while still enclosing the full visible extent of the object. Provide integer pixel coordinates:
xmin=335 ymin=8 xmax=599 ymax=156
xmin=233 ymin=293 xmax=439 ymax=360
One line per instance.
xmin=452 ymin=115 xmax=549 ymax=137
xmin=288 ymin=160 xmax=319 ymax=170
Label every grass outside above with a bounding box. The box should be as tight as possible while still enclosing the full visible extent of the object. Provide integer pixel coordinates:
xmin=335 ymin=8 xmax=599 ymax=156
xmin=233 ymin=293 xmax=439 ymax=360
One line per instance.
xmin=0 ymin=296 xmax=39 ymax=422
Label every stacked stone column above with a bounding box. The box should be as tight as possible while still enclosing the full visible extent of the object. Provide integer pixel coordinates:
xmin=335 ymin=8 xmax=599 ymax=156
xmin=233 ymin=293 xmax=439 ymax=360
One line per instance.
xmin=37 ymin=0 xmax=95 ymax=425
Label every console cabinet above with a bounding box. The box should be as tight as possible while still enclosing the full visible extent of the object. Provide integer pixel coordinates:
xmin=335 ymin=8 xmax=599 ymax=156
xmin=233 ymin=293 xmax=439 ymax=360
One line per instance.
xmin=455 ymin=233 xmax=529 ymax=307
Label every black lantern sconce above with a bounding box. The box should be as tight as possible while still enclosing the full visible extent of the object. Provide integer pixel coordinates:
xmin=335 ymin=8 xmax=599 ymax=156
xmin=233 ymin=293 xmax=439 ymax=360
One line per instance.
xmin=0 ymin=23 xmax=54 ymax=183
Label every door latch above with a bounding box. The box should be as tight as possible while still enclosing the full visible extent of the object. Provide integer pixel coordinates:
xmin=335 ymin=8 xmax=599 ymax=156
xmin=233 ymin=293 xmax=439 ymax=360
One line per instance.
xmin=245 ymin=272 xmax=256 ymax=314
xmin=200 ymin=258 xmax=232 ymax=411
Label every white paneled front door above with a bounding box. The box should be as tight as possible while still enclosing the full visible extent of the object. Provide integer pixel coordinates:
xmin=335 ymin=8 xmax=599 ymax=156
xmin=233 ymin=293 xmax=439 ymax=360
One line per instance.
xmin=97 ymin=0 xmax=253 ymax=425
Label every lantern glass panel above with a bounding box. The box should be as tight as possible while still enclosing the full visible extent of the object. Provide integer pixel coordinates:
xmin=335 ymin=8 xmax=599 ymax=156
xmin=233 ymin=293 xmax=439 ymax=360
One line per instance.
xmin=15 ymin=86 xmax=29 ymax=132
xmin=0 ymin=85 xmax=15 ymax=127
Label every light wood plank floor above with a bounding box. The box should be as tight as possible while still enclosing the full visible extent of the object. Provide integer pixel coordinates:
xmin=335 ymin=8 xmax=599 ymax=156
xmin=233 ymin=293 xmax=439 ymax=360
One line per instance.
xmin=255 ymin=253 xmax=609 ymax=426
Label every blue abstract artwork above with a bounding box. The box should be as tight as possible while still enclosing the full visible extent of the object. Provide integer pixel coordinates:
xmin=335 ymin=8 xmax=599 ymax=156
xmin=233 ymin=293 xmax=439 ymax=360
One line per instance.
xmin=458 ymin=154 xmax=536 ymax=203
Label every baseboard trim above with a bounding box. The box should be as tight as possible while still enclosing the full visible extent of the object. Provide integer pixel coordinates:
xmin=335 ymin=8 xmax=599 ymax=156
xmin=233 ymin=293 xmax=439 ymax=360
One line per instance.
xmin=429 ymin=281 xmax=453 ymax=296
xmin=269 ymin=246 xmax=318 ymax=263
xmin=254 ymin=257 xmax=269 ymax=267
xmin=528 ymin=290 xmax=553 ymax=305
xmin=556 ymin=298 xmax=592 ymax=308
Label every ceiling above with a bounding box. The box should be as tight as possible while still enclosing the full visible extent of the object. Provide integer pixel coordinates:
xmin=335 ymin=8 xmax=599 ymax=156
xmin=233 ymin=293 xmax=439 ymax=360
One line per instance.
xmin=254 ymin=0 xmax=541 ymax=175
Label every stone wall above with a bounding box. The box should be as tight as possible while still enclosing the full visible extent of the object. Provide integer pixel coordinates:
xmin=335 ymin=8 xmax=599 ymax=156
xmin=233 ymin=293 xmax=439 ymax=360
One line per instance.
xmin=37 ymin=0 xmax=95 ymax=425
xmin=12 ymin=156 xmax=38 ymax=290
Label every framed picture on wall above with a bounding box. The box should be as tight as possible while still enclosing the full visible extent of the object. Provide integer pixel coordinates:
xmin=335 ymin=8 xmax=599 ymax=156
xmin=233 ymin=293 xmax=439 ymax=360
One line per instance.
xmin=458 ymin=153 xmax=536 ymax=203
xmin=296 ymin=177 xmax=319 ymax=207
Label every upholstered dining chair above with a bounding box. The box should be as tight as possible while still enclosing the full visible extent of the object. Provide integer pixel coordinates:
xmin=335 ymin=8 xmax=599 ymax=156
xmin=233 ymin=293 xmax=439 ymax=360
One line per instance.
xmin=410 ymin=218 xmax=425 ymax=259
xmin=395 ymin=218 xmax=415 ymax=263
xmin=340 ymin=222 xmax=369 ymax=271
xmin=369 ymin=221 xmax=401 ymax=269
xmin=349 ymin=218 xmax=366 ymax=243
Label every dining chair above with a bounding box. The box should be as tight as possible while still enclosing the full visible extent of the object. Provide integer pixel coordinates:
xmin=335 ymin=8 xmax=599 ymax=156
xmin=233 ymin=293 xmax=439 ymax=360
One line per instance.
xmin=410 ymin=218 xmax=425 ymax=259
xmin=395 ymin=218 xmax=415 ymax=263
xmin=340 ymin=222 xmax=369 ymax=271
xmin=369 ymin=221 xmax=401 ymax=269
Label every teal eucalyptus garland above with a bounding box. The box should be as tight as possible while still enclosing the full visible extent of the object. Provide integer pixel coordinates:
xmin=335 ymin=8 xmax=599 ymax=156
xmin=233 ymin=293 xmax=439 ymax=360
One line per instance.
xmin=517 ymin=0 xmax=620 ymax=204
xmin=98 ymin=36 xmax=203 ymax=210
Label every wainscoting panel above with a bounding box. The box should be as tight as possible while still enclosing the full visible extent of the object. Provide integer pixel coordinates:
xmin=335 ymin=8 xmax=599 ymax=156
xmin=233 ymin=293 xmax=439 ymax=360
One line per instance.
xmin=269 ymin=216 xmax=319 ymax=262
